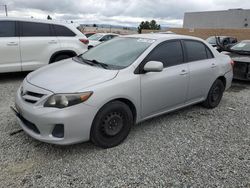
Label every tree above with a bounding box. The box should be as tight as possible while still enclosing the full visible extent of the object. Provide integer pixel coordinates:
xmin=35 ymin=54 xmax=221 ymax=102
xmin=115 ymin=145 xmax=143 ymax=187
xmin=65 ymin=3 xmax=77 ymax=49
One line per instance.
xmin=138 ymin=20 xmax=161 ymax=33
xmin=93 ymin=24 xmax=97 ymax=27
xmin=47 ymin=15 xmax=52 ymax=20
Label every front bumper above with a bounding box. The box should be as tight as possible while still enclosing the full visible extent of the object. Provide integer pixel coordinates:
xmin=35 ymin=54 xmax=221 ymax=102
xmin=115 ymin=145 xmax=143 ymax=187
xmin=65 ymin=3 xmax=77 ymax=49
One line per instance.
xmin=233 ymin=62 xmax=250 ymax=81
xmin=14 ymin=83 xmax=98 ymax=145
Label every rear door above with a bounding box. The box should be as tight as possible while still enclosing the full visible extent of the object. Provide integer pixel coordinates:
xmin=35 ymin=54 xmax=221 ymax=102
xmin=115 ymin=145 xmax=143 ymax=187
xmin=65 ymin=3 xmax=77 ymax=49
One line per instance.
xmin=183 ymin=40 xmax=217 ymax=103
xmin=19 ymin=21 xmax=59 ymax=71
xmin=140 ymin=40 xmax=189 ymax=118
xmin=0 ymin=21 xmax=21 ymax=72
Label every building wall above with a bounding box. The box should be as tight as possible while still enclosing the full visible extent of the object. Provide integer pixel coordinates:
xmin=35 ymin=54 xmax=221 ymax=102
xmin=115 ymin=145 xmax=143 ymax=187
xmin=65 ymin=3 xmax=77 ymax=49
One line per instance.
xmin=183 ymin=9 xmax=250 ymax=29
xmin=142 ymin=28 xmax=250 ymax=41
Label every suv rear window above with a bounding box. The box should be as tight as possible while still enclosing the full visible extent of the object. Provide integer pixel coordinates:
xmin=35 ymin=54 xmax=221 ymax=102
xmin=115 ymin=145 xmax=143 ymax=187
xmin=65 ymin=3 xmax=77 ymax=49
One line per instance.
xmin=21 ymin=22 xmax=51 ymax=37
xmin=0 ymin=21 xmax=15 ymax=37
xmin=53 ymin=25 xmax=76 ymax=37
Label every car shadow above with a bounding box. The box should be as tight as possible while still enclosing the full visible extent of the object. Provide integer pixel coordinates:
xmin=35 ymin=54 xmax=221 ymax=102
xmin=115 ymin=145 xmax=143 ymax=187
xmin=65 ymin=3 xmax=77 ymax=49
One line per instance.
xmin=0 ymin=72 xmax=30 ymax=83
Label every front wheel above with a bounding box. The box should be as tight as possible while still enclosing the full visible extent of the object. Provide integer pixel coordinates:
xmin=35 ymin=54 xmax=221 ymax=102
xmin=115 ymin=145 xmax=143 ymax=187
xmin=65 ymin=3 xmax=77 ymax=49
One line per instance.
xmin=202 ymin=79 xmax=225 ymax=109
xmin=90 ymin=101 xmax=133 ymax=148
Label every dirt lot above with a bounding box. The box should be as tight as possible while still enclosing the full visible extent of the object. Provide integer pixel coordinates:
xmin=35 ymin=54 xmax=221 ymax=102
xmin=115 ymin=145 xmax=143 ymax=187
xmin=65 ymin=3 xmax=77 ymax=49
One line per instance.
xmin=0 ymin=72 xmax=249 ymax=188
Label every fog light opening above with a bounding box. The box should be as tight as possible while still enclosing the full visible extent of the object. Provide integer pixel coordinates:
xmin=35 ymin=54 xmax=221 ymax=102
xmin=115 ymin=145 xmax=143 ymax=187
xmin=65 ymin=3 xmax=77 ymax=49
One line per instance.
xmin=52 ymin=124 xmax=64 ymax=138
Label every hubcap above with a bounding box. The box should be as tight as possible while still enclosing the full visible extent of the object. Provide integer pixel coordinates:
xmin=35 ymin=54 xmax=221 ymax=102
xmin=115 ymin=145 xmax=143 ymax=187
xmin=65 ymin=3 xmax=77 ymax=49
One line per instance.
xmin=212 ymin=86 xmax=220 ymax=102
xmin=101 ymin=112 xmax=124 ymax=136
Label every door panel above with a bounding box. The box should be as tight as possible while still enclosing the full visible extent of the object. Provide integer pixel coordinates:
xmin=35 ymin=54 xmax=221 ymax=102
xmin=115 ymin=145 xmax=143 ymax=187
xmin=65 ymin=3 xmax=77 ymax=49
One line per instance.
xmin=187 ymin=59 xmax=217 ymax=102
xmin=183 ymin=40 xmax=218 ymax=103
xmin=141 ymin=64 xmax=189 ymax=118
xmin=19 ymin=21 xmax=59 ymax=71
xmin=0 ymin=21 xmax=21 ymax=73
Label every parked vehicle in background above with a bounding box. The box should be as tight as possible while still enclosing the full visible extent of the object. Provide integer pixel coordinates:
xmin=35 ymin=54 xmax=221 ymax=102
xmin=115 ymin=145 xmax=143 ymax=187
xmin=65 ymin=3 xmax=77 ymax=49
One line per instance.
xmin=206 ymin=36 xmax=237 ymax=52
xmin=220 ymin=40 xmax=250 ymax=81
xmin=0 ymin=17 xmax=89 ymax=73
xmin=88 ymin=33 xmax=119 ymax=49
xmin=84 ymin=32 xmax=96 ymax=38
xmin=13 ymin=34 xmax=233 ymax=148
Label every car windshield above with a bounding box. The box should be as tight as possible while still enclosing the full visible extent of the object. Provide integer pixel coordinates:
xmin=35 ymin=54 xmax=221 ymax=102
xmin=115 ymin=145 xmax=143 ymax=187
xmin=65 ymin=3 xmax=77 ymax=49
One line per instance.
xmin=88 ymin=33 xmax=104 ymax=41
xmin=231 ymin=41 xmax=250 ymax=52
xmin=80 ymin=37 xmax=155 ymax=69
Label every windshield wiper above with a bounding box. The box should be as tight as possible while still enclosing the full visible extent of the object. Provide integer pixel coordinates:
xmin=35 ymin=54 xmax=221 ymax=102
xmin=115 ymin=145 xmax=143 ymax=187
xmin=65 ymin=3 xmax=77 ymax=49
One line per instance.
xmin=73 ymin=56 xmax=95 ymax=66
xmin=86 ymin=59 xmax=109 ymax=69
xmin=231 ymin=50 xmax=250 ymax=55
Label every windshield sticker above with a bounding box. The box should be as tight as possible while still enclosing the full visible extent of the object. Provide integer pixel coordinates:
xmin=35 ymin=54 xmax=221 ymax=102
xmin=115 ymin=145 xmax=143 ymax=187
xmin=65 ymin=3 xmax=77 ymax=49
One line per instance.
xmin=137 ymin=39 xmax=155 ymax=43
xmin=237 ymin=43 xmax=246 ymax=48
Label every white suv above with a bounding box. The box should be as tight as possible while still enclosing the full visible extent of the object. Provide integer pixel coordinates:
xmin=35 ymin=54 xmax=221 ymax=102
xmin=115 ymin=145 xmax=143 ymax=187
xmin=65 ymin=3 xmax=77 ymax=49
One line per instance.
xmin=0 ymin=17 xmax=89 ymax=73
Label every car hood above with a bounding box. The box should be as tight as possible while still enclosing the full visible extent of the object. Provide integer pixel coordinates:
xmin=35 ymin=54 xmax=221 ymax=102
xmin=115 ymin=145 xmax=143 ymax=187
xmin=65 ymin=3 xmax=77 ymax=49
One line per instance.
xmin=26 ymin=58 xmax=119 ymax=93
xmin=89 ymin=40 xmax=101 ymax=47
xmin=222 ymin=51 xmax=250 ymax=63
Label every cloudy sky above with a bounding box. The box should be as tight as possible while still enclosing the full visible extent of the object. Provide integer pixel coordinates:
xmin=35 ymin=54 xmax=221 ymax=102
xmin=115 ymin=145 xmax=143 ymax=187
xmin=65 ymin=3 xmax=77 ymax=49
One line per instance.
xmin=0 ymin=0 xmax=250 ymax=27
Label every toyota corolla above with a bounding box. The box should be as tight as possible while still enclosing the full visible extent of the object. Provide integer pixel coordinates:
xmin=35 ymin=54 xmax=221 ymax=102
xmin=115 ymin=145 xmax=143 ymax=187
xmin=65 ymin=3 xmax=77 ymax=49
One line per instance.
xmin=13 ymin=34 xmax=233 ymax=148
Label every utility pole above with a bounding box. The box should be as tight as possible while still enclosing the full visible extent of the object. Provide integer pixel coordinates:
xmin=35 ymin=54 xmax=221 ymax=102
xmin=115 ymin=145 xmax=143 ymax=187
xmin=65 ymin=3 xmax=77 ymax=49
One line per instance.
xmin=5 ymin=5 xmax=8 ymax=16
xmin=0 ymin=5 xmax=8 ymax=16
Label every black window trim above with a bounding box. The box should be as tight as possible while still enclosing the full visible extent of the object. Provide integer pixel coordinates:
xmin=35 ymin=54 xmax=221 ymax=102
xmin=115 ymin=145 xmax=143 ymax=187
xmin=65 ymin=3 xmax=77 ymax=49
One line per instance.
xmin=181 ymin=39 xmax=214 ymax=63
xmin=134 ymin=39 xmax=185 ymax=74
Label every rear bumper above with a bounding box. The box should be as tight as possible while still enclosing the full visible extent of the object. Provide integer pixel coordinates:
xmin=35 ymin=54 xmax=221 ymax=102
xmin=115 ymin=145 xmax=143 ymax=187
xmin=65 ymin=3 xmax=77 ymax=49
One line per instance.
xmin=224 ymin=70 xmax=233 ymax=90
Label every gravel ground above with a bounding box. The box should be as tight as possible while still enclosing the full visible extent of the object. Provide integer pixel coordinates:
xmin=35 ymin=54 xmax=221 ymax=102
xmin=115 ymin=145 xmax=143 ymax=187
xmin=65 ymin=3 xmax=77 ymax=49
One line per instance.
xmin=0 ymin=72 xmax=249 ymax=188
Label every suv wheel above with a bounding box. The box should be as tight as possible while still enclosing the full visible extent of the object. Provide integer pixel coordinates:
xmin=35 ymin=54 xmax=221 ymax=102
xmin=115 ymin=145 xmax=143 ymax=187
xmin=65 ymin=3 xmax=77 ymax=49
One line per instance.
xmin=90 ymin=101 xmax=133 ymax=148
xmin=202 ymin=79 xmax=225 ymax=109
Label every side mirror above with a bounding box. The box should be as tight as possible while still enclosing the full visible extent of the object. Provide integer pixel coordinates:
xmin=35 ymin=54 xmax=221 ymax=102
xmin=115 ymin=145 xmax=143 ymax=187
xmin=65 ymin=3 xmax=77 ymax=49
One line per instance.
xmin=143 ymin=61 xmax=163 ymax=73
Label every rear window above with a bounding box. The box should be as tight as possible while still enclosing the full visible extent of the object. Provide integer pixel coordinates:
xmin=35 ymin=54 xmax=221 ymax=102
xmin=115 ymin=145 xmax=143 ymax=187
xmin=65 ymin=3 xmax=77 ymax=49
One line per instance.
xmin=21 ymin=22 xmax=51 ymax=37
xmin=0 ymin=21 xmax=15 ymax=37
xmin=53 ymin=25 xmax=76 ymax=37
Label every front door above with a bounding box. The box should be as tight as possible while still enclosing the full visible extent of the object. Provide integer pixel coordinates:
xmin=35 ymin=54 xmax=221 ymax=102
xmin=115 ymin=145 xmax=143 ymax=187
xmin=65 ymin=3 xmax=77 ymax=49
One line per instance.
xmin=140 ymin=40 xmax=189 ymax=118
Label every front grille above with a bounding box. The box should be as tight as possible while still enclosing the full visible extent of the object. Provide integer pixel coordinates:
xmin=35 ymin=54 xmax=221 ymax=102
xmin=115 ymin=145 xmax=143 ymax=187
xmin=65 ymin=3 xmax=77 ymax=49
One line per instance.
xmin=18 ymin=114 xmax=40 ymax=134
xmin=233 ymin=62 xmax=249 ymax=80
xmin=21 ymin=90 xmax=45 ymax=104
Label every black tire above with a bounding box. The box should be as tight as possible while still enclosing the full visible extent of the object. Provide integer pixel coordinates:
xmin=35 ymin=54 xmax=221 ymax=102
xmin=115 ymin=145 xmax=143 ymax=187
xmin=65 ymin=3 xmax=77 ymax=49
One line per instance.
xmin=88 ymin=46 xmax=93 ymax=50
xmin=90 ymin=101 xmax=133 ymax=148
xmin=202 ymin=79 xmax=225 ymax=109
xmin=51 ymin=54 xmax=71 ymax=63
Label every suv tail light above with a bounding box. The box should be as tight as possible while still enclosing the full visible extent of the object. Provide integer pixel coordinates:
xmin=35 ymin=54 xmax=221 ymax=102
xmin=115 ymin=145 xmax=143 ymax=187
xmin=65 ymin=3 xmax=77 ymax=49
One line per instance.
xmin=79 ymin=39 xmax=89 ymax=45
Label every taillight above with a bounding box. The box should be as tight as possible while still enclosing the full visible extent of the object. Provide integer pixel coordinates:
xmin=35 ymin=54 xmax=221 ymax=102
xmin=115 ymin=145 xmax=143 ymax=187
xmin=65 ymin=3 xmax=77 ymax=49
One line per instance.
xmin=79 ymin=39 xmax=89 ymax=45
xmin=230 ymin=60 xmax=235 ymax=68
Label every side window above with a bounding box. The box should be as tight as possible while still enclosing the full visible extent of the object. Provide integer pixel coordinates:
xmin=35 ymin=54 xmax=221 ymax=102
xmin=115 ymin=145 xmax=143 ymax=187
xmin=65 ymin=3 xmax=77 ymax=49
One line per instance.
xmin=21 ymin=22 xmax=51 ymax=37
xmin=53 ymin=25 xmax=76 ymax=37
xmin=100 ymin=35 xmax=110 ymax=42
xmin=184 ymin=40 xmax=208 ymax=62
xmin=206 ymin=47 xmax=214 ymax=59
xmin=0 ymin=21 xmax=15 ymax=37
xmin=145 ymin=41 xmax=184 ymax=67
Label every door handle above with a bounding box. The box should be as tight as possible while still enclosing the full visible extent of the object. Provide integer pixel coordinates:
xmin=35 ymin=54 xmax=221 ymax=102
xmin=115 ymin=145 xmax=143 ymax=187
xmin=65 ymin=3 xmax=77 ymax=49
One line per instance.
xmin=180 ymin=70 xmax=188 ymax=75
xmin=211 ymin=63 xmax=217 ymax=68
xmin=48 ymin=40 xmax=57 ymax=44
xmin=7 ymin=42 xmax=18 ymax=46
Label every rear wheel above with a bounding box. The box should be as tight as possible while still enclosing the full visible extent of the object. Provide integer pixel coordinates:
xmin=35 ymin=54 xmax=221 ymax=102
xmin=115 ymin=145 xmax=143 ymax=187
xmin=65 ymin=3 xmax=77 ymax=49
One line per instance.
xmin=202 ymin=79 xmax=225 ymax=109
xmin=90 ymin=101 xmax=133 ymax=148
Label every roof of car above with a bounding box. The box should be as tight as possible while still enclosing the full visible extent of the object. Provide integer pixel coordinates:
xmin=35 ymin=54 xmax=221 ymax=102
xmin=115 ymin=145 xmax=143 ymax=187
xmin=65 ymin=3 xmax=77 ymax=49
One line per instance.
xmin=122 ymin=33 xmax=203 ymax=41
xmin=0 ymin=17 xmax=71 ymax=26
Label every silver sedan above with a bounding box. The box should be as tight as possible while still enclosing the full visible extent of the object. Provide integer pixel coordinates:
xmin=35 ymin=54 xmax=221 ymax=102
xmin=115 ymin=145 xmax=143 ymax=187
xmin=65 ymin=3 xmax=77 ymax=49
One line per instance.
xmin=13 ymin=34 xmax=233 ymax=148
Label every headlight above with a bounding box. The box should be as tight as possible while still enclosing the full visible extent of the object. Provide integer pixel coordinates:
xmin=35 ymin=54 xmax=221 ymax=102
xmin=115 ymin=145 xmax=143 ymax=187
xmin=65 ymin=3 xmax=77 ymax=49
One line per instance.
xmin=44 ymin=92 xmax=93 ymax=108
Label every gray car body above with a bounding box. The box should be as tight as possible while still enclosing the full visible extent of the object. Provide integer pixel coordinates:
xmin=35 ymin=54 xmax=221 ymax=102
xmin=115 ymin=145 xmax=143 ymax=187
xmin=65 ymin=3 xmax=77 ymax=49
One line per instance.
xmin=15 ymin=34 xmax=233 ymax=145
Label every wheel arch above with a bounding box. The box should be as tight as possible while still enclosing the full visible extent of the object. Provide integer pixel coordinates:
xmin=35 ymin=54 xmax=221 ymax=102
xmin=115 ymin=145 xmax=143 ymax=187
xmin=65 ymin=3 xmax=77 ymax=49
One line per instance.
xmin=49 ymin=50 xmax=77 ymax=64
